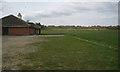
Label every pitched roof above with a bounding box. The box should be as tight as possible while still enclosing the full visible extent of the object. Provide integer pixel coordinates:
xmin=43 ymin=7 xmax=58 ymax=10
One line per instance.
xmin=28 ymin=22 xmax=41 ymax=29
xmin=1 ymin=15 xmax=29 ymax=27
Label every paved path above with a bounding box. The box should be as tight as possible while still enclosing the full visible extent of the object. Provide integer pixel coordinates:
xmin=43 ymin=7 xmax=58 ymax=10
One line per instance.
xmin=26 ymin=35 xmax=64 ymax=37
xmin=3 ymin=35 xmax=64 ymax=38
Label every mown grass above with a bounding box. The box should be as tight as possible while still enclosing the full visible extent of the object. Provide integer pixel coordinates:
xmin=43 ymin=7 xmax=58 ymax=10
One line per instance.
xmin=42 ymin=30 xmax=118 ymax=48
xmin=19 ymin=30 xmax=118 ymax=70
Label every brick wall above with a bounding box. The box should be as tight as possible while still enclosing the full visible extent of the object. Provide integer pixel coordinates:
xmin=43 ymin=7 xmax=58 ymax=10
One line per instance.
xmin=36 ymin=29 xmax=39 ymax=35
xmin=8 ymin=27 xmax=30 ymax=35
xmin=29 ymin=28 xmax=35 ymax=35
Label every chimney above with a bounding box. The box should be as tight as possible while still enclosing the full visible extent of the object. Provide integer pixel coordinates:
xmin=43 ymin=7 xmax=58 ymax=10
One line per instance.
xmin=18 ymin=13 xmax=22 ymax=19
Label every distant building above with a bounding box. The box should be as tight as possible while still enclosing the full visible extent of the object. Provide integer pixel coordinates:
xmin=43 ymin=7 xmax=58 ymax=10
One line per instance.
xmin=1 ymin=14 xmax=41 ymax=35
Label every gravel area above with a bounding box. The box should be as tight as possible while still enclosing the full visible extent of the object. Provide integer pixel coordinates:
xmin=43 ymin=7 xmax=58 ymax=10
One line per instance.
xmin=2 ymin=35 xmax=64 ymax=70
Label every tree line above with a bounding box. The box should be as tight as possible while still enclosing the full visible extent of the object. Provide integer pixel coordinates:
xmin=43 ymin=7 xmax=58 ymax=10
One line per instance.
xmin=29 ymin=22 xmax=119 ymax=30
xmin=40 ymin=25 xmax=120 ymax=30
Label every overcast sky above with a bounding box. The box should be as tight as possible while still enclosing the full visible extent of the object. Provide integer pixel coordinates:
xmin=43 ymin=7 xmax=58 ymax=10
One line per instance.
xmin=0 ymin=0 xmax=119 ymax=26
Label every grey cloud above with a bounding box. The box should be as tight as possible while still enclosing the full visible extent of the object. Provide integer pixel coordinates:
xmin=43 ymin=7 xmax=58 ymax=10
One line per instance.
xmin=0 ymin=0 xmax=14 ymax=17
xmin=71 ymin=2 xmax=117 ymax=14
xmin=24 ymin=2 xmax=118 ymax=21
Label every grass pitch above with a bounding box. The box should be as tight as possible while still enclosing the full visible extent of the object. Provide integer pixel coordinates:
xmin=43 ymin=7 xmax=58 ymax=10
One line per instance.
xmin=3 ymin=30 xmax=118 ymax=70
xmin=19 ymin=30 xmax=118 ymax=70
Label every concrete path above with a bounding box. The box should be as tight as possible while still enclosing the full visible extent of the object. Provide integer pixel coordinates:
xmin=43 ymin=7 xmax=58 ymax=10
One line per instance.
xmin=27 ymin=35 xmax=65 ymax=37
xmin=3 ymin=35 xmax=64 ymax=38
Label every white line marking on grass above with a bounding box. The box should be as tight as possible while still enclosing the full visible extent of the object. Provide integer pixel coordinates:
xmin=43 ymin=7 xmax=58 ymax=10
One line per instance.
xmin=75 ymin=37 xmax=118 ymax=50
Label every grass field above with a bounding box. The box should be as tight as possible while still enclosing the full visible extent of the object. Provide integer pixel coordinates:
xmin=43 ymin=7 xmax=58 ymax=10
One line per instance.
xmin=3 ymin=30 xmax=118 ymax=70
xmin=42 ymin=30 xmax=118 ymax=49
xmin=20 ymin=30 xmax=118 ymax=70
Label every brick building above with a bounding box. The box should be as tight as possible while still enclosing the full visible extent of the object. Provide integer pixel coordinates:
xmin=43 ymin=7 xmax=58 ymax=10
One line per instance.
xmin=1 ymin=15 xmax=41 ymax=35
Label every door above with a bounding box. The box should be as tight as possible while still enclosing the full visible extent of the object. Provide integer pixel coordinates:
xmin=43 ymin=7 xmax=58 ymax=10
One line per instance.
xmin=39 ymin=29 xmax=41 ymax=35
xmin=3 ymin=27 xmax=8 ymax=35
